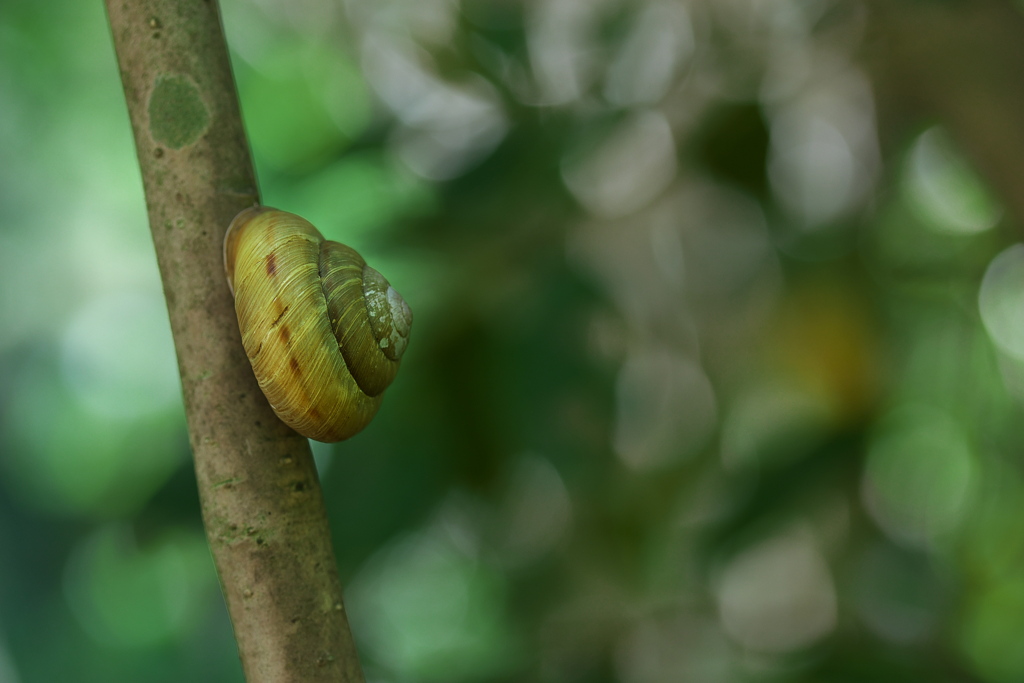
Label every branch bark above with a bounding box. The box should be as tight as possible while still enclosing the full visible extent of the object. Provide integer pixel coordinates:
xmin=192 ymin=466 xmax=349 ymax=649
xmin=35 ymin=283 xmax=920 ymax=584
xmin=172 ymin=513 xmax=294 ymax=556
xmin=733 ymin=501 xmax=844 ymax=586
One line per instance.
xmin=104 ymin=1 xmax=365 ymax=680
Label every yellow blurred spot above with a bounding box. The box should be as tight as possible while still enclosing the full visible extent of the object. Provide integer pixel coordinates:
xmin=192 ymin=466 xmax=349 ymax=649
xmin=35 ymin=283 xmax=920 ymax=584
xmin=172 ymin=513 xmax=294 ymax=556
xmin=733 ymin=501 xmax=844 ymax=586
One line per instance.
xmin=766 ymin=279 xmax=879 ymax=425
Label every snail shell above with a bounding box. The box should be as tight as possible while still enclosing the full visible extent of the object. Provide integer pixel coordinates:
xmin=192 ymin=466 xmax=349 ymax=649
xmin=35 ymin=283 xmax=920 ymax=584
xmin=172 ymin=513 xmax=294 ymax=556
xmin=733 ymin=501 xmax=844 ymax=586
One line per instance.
xmin=224 ymin=206 xmax=412 ymax=442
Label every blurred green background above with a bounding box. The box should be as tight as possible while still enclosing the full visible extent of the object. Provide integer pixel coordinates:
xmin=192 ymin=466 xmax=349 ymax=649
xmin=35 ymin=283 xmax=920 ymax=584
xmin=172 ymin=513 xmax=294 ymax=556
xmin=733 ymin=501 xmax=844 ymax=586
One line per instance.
xmin=4 ymin=0 xmax=1024 ymax=681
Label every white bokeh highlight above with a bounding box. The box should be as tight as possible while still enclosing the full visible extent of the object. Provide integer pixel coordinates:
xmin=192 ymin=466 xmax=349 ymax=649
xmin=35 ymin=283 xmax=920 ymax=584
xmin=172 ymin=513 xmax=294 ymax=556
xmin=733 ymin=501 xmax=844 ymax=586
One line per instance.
xmin=715 ymin=526 xmax=837 ymax=653
xmin=980 ymin=244 xmax=1024 ymax=361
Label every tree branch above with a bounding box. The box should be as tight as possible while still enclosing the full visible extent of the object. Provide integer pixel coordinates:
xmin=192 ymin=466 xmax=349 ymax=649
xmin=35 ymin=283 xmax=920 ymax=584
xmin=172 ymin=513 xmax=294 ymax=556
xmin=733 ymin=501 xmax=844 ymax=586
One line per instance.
xmin=104 ymin=1 xmax=364 ymax=680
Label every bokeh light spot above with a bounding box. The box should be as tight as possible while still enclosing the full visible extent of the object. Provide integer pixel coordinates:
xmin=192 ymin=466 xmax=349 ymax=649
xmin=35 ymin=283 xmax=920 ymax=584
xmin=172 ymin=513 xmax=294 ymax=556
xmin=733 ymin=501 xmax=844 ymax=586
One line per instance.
xmin=906 ymin=127 xmax=1001 ymax=235
xmin=715 ymin=527 xmax=837 ymax=653
xmin=853 ymin=543 xmax=942 ymax=644
xmin=63 ymin=525 xmax=214 ymax=648
xmin=562 ymin=110 xmax=677 ymax=219
xmin=497 ymin=455 xmax=571 ymax=567
xmin=769 ymin=115 xmax=855 ymax=227
xmin=862 ymin=406 xmax=976 ymax=547
xmin=604 ymin=1 xmax=693 ymax=107
xmin=980 ymin=244 xmax=1024 ymax=360
xmin=60 ymin=292 xmax=181 ymax=419
xmin=347 ymin=526 xmax=518 ymax=680
xmin=614 ymin=349 xmax=716 ymax=469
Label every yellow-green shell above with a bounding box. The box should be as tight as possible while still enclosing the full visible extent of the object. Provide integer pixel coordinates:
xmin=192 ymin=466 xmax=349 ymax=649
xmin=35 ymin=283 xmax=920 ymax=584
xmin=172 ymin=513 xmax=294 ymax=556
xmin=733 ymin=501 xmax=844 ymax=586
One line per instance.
xmin=224 ymin=207 xmax=412 ymax=442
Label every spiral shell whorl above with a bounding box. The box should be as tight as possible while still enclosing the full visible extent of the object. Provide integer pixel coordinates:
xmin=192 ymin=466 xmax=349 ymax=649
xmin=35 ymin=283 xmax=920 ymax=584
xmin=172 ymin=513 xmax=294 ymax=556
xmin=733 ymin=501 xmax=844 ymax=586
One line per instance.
xmin=224 ymin=206 xmax=411 ymax=442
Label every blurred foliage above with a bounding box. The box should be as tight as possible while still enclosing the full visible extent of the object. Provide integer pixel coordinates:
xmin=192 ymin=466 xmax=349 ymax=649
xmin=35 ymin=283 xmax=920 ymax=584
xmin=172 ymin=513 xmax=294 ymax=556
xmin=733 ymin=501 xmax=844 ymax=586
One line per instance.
xmin=4 ymin=0 xmax=1024 ymax=681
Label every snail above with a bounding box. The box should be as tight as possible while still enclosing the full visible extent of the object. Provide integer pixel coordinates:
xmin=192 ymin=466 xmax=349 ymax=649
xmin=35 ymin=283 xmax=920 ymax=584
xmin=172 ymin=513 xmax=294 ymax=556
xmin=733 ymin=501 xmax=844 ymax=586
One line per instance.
xmin=224 ymin=206 xmax=412 ymax=442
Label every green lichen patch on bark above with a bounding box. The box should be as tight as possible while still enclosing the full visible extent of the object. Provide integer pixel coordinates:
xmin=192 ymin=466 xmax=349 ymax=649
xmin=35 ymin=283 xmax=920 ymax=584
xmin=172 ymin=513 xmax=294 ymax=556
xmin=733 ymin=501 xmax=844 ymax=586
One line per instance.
xmin=148 ymin=75 xmax=210 ymax=149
